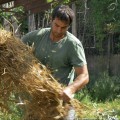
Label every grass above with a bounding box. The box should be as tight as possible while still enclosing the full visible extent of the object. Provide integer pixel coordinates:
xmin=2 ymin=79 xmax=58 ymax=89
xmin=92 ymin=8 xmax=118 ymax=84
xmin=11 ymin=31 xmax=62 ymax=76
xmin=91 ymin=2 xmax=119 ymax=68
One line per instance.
xmin=75 ymin=72 xmax=120 ymax=119
xmin=80 ymin=98 xmax=120 ymax=119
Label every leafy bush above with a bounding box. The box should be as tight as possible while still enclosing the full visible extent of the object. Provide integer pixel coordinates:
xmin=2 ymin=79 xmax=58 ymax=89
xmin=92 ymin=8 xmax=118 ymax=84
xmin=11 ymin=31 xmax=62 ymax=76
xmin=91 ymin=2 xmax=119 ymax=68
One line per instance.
xmin=88 ymin=72 xmax=120 ymax=102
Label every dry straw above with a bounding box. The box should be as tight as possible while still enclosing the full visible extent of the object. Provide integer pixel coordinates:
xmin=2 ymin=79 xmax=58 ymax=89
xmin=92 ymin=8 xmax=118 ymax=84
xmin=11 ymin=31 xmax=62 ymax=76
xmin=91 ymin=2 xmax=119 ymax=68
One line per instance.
xmin=0 ymin=29 xmax=87 ymax=120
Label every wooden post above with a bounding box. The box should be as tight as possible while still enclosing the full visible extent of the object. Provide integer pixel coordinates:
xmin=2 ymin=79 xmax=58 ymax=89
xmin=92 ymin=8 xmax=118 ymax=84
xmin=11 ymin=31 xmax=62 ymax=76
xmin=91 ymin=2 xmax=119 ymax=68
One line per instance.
xmin=72 ymin=3 xmax=77 ymax=37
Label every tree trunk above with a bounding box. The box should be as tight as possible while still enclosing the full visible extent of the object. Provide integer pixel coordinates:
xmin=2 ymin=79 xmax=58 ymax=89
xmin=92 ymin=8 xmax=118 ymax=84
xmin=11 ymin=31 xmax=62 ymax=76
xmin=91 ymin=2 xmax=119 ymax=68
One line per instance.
xmin=72 ymin=3 xmax=77 ymax=37
xmin=107 ymin=33 xmax=111 ymax=76
xmin=28 ymin=11 xmax=36 ymax=32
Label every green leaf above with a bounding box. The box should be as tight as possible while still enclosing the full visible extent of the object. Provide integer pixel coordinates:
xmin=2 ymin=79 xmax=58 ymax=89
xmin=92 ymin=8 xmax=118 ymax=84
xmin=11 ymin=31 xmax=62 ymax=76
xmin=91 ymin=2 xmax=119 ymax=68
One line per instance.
xmin=47 ymin=0 xmax=53 ymax=3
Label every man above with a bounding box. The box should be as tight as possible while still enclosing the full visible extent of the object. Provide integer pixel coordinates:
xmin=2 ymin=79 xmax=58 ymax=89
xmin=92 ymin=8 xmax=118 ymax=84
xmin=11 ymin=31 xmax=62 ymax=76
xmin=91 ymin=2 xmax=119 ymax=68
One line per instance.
xmin=22 ymin=5 xmax=89 ymax=119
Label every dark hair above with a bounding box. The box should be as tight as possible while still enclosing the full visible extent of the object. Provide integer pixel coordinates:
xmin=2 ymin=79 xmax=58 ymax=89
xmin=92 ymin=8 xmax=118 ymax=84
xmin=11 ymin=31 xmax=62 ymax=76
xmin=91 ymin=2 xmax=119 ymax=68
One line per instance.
xmin=52 ymin=5 xmax=74 ymax=25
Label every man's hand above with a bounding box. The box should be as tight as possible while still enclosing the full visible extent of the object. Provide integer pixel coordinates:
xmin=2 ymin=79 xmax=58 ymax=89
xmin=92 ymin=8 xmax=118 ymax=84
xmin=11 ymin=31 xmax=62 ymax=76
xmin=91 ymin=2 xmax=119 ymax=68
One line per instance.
xmin=60 ymin=86 xmax=75 ymax=103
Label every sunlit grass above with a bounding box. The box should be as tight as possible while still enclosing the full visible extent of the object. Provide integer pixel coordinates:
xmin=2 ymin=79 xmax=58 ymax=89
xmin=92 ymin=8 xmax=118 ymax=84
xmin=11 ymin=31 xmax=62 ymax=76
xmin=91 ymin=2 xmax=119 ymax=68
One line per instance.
xmin=75 ymin=91 xmax=120 ymax=119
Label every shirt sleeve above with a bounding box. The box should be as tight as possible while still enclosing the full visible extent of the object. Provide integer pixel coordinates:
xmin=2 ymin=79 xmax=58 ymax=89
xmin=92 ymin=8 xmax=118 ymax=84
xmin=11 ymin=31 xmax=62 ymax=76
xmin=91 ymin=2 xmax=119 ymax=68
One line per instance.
xmin=68 ymin=41 xmax=87 ymax=67
xmin=22 ymin=28 xmax=47 ymax=46
xmin=22 ymin=30 xmax=39 ymax=46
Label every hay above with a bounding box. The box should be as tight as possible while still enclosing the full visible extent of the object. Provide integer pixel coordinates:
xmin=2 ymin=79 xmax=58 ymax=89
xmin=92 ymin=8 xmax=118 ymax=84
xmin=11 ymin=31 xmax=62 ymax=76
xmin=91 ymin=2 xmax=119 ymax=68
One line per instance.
xmin=0 ymin=29 xmax=86 ymax=120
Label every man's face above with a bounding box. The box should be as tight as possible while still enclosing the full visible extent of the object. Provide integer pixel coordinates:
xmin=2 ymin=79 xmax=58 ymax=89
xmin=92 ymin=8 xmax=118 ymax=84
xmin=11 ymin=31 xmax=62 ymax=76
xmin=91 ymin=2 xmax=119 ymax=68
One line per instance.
xmin=51 ymin=17 xmax=69 ymax=39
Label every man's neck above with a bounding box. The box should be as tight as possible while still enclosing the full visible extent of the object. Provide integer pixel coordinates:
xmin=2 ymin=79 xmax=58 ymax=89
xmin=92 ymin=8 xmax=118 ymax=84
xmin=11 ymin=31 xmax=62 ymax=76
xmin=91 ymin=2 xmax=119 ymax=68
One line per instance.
xmin=50 ymin=33 xmax=65 ymax=42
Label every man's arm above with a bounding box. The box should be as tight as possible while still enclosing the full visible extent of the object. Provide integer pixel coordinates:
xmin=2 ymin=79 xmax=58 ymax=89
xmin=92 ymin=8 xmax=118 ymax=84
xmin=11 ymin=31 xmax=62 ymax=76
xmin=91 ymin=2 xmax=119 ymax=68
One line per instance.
xmin=60 ymin=64 xmax=89 ymax=102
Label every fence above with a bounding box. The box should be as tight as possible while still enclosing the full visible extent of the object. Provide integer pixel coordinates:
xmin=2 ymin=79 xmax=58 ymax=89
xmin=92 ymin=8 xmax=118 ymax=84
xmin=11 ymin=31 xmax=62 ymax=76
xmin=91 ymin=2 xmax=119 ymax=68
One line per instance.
xmin=87 ymin=54 xmax=120 ymax=76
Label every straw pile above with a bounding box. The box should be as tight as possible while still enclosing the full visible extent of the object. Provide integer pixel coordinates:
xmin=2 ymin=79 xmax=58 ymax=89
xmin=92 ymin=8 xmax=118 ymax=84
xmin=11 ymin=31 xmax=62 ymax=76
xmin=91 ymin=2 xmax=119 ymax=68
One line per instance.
xmin=0 ymin=29 xmax=86 ymax=120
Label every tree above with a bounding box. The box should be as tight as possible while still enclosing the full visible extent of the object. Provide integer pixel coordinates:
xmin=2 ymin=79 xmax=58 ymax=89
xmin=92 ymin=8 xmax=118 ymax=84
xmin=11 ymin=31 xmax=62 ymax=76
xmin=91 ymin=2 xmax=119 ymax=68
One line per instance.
xmin=89 ymin=0 xmax=120 ymax=54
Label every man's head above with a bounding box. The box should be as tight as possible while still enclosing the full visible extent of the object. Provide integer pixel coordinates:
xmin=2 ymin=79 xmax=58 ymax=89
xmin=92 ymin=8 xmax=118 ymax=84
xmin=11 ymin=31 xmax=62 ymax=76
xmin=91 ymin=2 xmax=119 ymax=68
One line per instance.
xmin=52 ymin=5 xmax=74 ymax=25
xmin=50 ymin=5 xmax=74 ymax=41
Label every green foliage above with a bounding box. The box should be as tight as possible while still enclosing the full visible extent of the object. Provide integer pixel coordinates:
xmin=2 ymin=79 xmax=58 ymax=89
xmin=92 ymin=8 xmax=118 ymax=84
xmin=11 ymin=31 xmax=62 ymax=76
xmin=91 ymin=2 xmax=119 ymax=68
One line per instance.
xmin=75 ymin=73 xmax=120 ymax=119
xmin=75 ymin=72 xmax=120 ymax=102
xmin=88 ymin=0 xmax=120 ymax=53
xmin=46 ymin=0 xmax=71 ymax=3
xmin=75 ymin=90 xmax=120 ymax=119
xmin=0 ymin=6 xmax=25 ymax=32
xmin=0 ymin=93 xmax=25 ymax=120
xmin=0 ymin=103 xmax=22 ymax=120
xmin=0 ymin=6 xmax=24 ymax=21
xmin=90 ymin=0 xmax=120 ymax=32
xmin=47 ymin=0 xmax=53 ymax=3
xmin=88 ymin=72 xmax=120 ymax=102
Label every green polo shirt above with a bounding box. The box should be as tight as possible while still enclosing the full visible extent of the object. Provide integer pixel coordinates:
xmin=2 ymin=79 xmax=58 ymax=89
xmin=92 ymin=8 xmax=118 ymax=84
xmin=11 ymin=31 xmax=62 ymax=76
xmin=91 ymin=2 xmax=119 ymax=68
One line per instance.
xmin=22 ymin=28 xmax=87 ymax=85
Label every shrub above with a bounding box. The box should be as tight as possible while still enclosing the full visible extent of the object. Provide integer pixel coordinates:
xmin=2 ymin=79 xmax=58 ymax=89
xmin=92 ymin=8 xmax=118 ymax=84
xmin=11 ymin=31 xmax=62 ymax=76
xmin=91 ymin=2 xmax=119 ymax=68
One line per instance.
xmin=88 ymin=72 xmax=120 ymax=102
